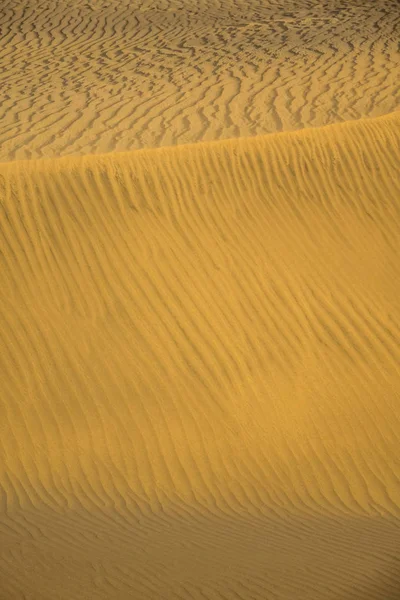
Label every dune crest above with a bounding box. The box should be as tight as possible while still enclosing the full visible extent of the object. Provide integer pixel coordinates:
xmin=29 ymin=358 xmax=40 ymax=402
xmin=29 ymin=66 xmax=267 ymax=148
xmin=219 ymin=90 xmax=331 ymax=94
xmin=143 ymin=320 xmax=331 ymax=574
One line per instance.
xmin=0 ymin=112 xmax=400 ymax=598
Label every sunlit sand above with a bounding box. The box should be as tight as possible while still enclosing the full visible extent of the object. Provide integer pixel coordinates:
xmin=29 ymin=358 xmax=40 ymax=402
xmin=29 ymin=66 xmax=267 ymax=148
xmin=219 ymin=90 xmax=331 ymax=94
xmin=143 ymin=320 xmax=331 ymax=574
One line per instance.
xmin=1 ymin=0 xmax=400 ymax=599
xmin=1 ymin=0 xmax=399 ymax=161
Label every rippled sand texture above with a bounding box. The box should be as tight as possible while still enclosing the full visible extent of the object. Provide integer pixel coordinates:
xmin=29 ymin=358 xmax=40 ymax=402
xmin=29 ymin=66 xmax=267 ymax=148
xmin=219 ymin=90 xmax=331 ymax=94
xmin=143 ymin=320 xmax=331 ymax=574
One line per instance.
xmin=1 ymin=0 xmax=399 ymax=160
xmin=0 ymin=112 xmax=400 ymax=599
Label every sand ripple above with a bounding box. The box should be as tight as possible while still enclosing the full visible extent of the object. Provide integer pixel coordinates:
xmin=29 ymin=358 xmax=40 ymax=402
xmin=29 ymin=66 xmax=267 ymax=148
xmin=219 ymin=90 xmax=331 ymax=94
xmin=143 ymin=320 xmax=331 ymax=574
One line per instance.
xmin=0 ymin=0 xmax=399 ymax=160
xmin=0 ymin=112 xmax=400 ymax=598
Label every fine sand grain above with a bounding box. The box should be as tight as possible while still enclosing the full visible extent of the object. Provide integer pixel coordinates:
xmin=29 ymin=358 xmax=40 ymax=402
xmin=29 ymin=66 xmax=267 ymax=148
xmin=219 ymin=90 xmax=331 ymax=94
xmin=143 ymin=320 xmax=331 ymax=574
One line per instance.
xmin=0 ymin=0 xmax=399 ymax=160
xmin=1 ymin=111 xmax=400 ymax=599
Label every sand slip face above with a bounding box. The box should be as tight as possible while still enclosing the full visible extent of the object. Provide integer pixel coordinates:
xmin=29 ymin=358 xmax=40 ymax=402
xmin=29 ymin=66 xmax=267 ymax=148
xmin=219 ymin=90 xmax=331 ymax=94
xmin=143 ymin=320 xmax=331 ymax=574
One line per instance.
xmin=0 ymin=112 xmax=400 ymax=599
xmin=0 ymin=0 xmax=399 ymax=161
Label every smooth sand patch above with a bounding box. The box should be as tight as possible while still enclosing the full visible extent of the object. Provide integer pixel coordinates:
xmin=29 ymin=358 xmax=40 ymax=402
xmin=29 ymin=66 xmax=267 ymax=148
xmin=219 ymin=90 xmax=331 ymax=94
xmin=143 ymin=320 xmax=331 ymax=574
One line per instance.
xmin=0 ymin=112 xmax=400 ymax=599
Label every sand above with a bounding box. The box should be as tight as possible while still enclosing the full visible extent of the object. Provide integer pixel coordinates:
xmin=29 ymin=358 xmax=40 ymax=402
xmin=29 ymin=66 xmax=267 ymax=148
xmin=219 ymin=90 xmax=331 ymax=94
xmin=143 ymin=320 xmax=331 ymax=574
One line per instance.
xmin=1 ymin=0 xmax=400 ymax=599
xmin=1 ymin=111 xmax=400 ymax=599
xmin=1 ymin=0 xmax=399 ymax=161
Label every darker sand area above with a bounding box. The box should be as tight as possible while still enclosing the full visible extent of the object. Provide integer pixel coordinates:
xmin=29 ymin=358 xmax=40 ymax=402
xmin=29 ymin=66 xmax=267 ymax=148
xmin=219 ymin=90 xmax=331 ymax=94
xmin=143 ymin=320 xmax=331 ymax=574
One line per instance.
xmin=0 ymin=112 xmax=400 ymax=599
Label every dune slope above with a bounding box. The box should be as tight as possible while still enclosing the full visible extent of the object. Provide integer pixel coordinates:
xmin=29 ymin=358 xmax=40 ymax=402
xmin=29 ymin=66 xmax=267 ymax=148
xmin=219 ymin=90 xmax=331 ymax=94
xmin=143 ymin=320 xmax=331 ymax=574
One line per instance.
xmin=1 ymin=112 xmax=400 ymax=599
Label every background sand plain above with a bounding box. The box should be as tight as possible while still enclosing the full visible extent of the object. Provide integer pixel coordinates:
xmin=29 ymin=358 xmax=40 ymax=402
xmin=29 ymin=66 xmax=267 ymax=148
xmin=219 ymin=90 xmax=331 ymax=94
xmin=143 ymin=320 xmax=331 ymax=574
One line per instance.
xmin=1 ymin=1 xmax=400 ymax=599
xmin=1 ymin=0 xmax=399 ymax=160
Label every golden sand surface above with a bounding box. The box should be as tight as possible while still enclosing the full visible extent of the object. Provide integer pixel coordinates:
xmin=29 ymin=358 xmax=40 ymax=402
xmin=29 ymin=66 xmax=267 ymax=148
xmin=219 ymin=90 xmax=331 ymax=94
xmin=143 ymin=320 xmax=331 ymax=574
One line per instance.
xmin=1 ymin=0 xmax=400 ymax=597
xmin=0 ymin=111 xmax=400 ymax=599
xmin=1 ymin=0 xmax=399 ymax=161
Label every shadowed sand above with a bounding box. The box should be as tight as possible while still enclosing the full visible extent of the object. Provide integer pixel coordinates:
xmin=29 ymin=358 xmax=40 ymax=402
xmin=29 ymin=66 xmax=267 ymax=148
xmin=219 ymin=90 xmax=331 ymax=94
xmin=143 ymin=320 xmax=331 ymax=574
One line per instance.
xmin=1 ymin=111 xmax=400 ymax=599
xmin=1 ymin=0 xmax=399 ymax=161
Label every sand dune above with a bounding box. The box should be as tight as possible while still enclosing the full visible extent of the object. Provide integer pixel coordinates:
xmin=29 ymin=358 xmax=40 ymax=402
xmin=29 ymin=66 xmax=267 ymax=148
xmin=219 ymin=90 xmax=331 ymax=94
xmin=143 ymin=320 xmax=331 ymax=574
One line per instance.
xmin=1 ymin=0 xmax=399 ymax=161
xmin=0 ymin=111 xmax=400 ymax=599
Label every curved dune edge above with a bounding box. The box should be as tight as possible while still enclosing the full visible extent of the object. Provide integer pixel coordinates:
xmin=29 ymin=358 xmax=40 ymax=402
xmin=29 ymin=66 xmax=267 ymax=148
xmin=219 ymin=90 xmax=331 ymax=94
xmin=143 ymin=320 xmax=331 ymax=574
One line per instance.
xmin=1 ymin=112 xmax=400 ymax=599
xmin=1 ymin=109 xmax=399 ymax=172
